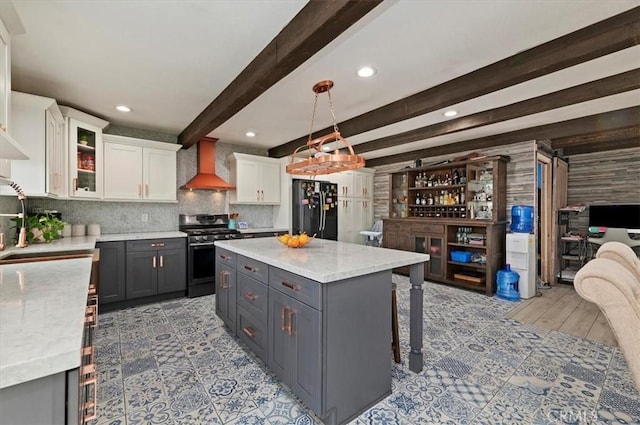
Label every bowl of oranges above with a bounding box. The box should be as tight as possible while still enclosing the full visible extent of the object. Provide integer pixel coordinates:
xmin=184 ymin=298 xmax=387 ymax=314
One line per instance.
xmin=277 ymin=232 xmax=314 ymax=248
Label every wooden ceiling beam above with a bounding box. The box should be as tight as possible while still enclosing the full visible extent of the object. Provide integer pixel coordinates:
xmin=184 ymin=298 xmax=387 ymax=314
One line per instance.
xmin=269 ymin=7 xmax=640 ymax=158
xmin=178 ymin=0 xmax=383 ymax=149
xmin=365 ymin=107 xmax=640 ymax=167
xmin=353 ymin=69 xmax=640 ymax=154
xmin=561 ymin=138 xmax=640 ymax=156
xmin=551 ymin=125 xmax=640 ymax=148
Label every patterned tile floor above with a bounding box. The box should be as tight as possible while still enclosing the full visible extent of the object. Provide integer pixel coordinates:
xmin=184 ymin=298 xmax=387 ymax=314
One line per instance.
xmin=89 ymin=275 xmax=640 ymax=425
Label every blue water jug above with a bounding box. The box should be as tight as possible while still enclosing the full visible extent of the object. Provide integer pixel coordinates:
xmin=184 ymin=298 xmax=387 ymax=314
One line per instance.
xmin=497 ymin=264 xmax=520 ymax=301
xmin=510 ymin=205 xmax=534 ymax=233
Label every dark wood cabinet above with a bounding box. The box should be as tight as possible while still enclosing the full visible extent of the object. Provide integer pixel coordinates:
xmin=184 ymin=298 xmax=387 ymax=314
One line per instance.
xmin=96 ymin=241 xmax=126 ymax=304
xmin=385 ymin=155 xmax=508 ymax=295
xmin=125 ymin=238 xmax=186 ymax=300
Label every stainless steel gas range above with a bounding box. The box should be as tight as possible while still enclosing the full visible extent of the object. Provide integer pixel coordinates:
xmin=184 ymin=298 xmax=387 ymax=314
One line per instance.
xmin=179 ymin=214 xmax=242 ymax=298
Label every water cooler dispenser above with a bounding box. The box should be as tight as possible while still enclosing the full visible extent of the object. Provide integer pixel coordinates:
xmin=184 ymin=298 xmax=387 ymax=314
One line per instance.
xmin=506 ymin=233 xmax=536 ymax=299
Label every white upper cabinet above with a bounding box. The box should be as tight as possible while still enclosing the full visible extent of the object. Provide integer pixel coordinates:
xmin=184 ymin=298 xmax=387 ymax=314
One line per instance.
xmin=228 ymin=153 xmax=281 ymax=205
xmin=60 ymin=106 xmax=109 ymax=199
xmin=0 ymin=92 xmax=65 ymax=197
xmin=0 ymin=17 xmax=28 ymax=178
xmin=328 ymin=168 xmax=374 ymax=199
xmin=103 ymin=134 xmax=179 ymax=202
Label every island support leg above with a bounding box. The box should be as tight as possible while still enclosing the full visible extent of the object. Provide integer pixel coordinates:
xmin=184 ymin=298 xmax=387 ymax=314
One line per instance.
xmin=408 ymin=262 xmax=424 ymax=373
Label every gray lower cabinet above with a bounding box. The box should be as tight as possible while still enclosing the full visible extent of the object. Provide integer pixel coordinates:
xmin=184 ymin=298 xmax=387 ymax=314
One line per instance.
xmin=268 ymin=286 xmax=321 ymax=414
xmin=215 ymin=260 xmax=236 ymax=332
xmin=126 ymin=238 xmax=186 ymax=299
xmin=215 ymin=246 xmax=392 ymax=425
xmin=96 ymin=241 xmax=126 ymax=303
xmin=0 ymin=368 xmax=80 ymax=425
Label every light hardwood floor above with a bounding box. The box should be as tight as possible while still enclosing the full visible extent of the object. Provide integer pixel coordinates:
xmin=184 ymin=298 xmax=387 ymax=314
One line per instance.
xmin=506 ymin=283 xmax=617 ymax=346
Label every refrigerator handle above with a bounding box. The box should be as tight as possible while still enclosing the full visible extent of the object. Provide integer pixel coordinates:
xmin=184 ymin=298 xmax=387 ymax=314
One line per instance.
xmin=320 ymin=191 xmax=326 ymax=231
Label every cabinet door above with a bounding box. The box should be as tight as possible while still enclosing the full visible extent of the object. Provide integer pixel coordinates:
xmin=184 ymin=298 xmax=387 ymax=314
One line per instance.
xmin=96 ymin=241 xmax=126 ymax=304
xmin=288 ymin=296 xmax=322 ymax=414
xmin=415 ymin=235 xmax=444 ymax=280
xmin=69 ymin=119 xmax=103 ymax=199
xmin=268 ymin=287 xmax=290 ymax=383
xmin=126 ymin=251 xmax=157 ymax=299
xmin=48 ymin=109 xmax=66 ymax=197
xmin=143 ymin=147 xmax=176 ymax=201
xmin=104 ymin=143 xmax=142 ymax=199
xmin=259 ymin=161 xmax=281 ymax=204
xmin=215 ymin=262 xmax=236 ymax=333
xmin=157 ymin=247 xmax=186 ymax=294
xmin=235 ymin=160 xmax=260 ymax=202
xmin=0 ymin=19 xmax=9 ymax=131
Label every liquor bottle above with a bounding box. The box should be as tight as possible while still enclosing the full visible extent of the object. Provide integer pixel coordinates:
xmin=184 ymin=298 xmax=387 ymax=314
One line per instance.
xmin=439 ymin=190 xmax=444 ymax=205
xmin=427 ymin=193 xmax=433 ymax=205
xmin=415 ymin=193 xmax=421 ymax=205
xmin=453 ymin=169 xmax=459 ymax=185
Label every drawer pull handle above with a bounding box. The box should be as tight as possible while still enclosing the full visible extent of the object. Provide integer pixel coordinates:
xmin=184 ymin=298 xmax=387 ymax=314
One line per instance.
xmin=160 ymin=255 xmax=164 ymax=268
xmin=220 ymin=254 xmax=231 ymax=260
xmin=244 ymin=265 xmax=256 ymax=272
xmin=219 ymin=270 xmax=230 ymax=289
xmin=287 ymin=310 xmax=296 ymax=336
xmin=281 ymin=306 xmax=288 ymax=331
xmin=153 ymin=256 xmax=157 ymax=268
xmin=243 ymin=291 xmax=256 ymax=301
xmin=242 ymin=327 xmax=256 ymax=338
xmin=151 ymin=243 xmax=165 ymax=247
xmin=281 ymin=281 xmax=300 ymax=291
xmin=81 ymin=376 xmax=97 ymax=421
xmin=80 ymin=363 xmax=96 ymax=377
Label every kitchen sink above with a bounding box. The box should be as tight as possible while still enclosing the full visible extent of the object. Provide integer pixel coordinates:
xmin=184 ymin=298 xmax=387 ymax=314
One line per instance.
xmin=0 ymin=250 xmax=96 ymax=265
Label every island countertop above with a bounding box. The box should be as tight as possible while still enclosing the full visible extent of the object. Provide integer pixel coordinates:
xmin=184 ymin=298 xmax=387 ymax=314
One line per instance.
xmin=214 ymin=238 xmax=429 ymax=283
xmin=0 ymin=257 xmax=93 ymax=389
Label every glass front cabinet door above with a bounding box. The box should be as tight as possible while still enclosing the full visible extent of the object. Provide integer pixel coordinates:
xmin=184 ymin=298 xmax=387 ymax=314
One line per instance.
xmin=69 ymin=118 xmax=103 ymax=198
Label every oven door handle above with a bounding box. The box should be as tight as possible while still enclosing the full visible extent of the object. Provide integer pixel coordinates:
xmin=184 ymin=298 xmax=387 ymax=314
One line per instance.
xmin=190 ymin=242 xmax=217 ymax=247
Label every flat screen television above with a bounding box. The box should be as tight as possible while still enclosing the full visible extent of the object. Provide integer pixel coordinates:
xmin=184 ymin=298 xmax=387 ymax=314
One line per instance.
xmin=588 ymin=204 xmax=640 ymax=230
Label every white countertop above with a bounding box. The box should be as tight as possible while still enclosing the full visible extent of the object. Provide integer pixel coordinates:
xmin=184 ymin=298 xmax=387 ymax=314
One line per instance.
xmin=0 ymin=232 xmax=186 ymax=260
xmin=96 ymin=231 xmax=187 ymax=242
xmin=238 ymin=228 xmax=288 ymax=234
xmin=0 ymin=257 xmax=93 ymax=389
xmin=215 ymin=238 xmax=429 ymax=283
xmin=0 ymin=230 xmax=186 ymax=389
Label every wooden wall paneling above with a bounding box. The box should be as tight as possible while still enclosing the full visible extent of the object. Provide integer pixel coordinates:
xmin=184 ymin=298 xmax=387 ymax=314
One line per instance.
xmin=564 ymin=146 xmax=640 ymax=234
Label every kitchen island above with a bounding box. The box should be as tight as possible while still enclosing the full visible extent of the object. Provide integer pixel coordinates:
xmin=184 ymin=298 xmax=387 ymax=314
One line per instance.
xmin=214 ymin=238 xmax=429 ymax=425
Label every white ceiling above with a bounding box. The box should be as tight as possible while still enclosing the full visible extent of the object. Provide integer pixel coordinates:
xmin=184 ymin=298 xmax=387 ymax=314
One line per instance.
xmin=6 ymin=0 xmax=640 ymax=160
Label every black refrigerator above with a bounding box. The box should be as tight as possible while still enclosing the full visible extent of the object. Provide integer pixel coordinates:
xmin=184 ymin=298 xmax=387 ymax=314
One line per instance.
xmin=292 ymin=179 xmax=338 ymax=240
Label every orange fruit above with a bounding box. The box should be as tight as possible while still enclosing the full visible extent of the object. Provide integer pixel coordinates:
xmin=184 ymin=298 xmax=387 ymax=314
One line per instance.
xmin=299 ymin=234 xmax=309 ymax=245
xmin=287 ymin=238 xmax=300 ymax=248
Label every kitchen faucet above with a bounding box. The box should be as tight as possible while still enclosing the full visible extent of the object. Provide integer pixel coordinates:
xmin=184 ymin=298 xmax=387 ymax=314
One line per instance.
xmin=0 ymin=177 xmax=28 ymax=248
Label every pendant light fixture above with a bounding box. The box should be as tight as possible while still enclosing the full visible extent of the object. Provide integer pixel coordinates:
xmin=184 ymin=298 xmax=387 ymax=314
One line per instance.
xmin=286 ymin=80 xmax=365 ymax=175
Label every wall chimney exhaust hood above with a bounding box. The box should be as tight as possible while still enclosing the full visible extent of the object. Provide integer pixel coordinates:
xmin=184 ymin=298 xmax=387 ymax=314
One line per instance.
xmin=180 ymin=137 xmax=235 ymax=191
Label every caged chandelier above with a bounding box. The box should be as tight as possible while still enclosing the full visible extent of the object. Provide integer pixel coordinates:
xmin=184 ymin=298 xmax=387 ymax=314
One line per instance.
xmin=286 ymin=80 xmax=365 ymax=176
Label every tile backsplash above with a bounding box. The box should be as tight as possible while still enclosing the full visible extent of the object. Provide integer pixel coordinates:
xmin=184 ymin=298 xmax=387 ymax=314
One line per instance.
xmin=0 ymin=128 xmax=276 ymax=238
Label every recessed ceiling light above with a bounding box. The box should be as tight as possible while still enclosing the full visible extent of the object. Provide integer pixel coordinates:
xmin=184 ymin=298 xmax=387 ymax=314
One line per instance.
xmin=116 ymin=105 xmax=131 ymax=112
xmin=245 ymin=131 xmax=256 ymax=138
xmin=444 ymin=110 xmax=458 ymax=117
xmin=357 ymin=66 xmax=376 ymax=78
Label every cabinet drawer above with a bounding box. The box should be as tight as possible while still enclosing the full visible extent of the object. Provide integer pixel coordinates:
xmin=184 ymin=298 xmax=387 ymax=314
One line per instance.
xmin=126 ymin=238 xmax=185 ymax=252
xmin=237 ymin=255 xmax=268 ymax=283
xmin=215 ymin=248 xmax=236 ymax=268
xmin=269 ymin=267 xmax=321 ymax=310
xmin=237 ymin=273 xmax=268 ymax=322
xmin=237 ymin=305 xmax=268 ymax=363
xmin=411 ymin=223 xmax=444 ymax=234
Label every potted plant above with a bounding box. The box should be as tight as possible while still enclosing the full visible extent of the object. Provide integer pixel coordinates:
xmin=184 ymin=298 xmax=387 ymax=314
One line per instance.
xmin=12 ymin=212 xmax=66 ymax=244
xmin=79 ymin=134 xmax=89 ymax=146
